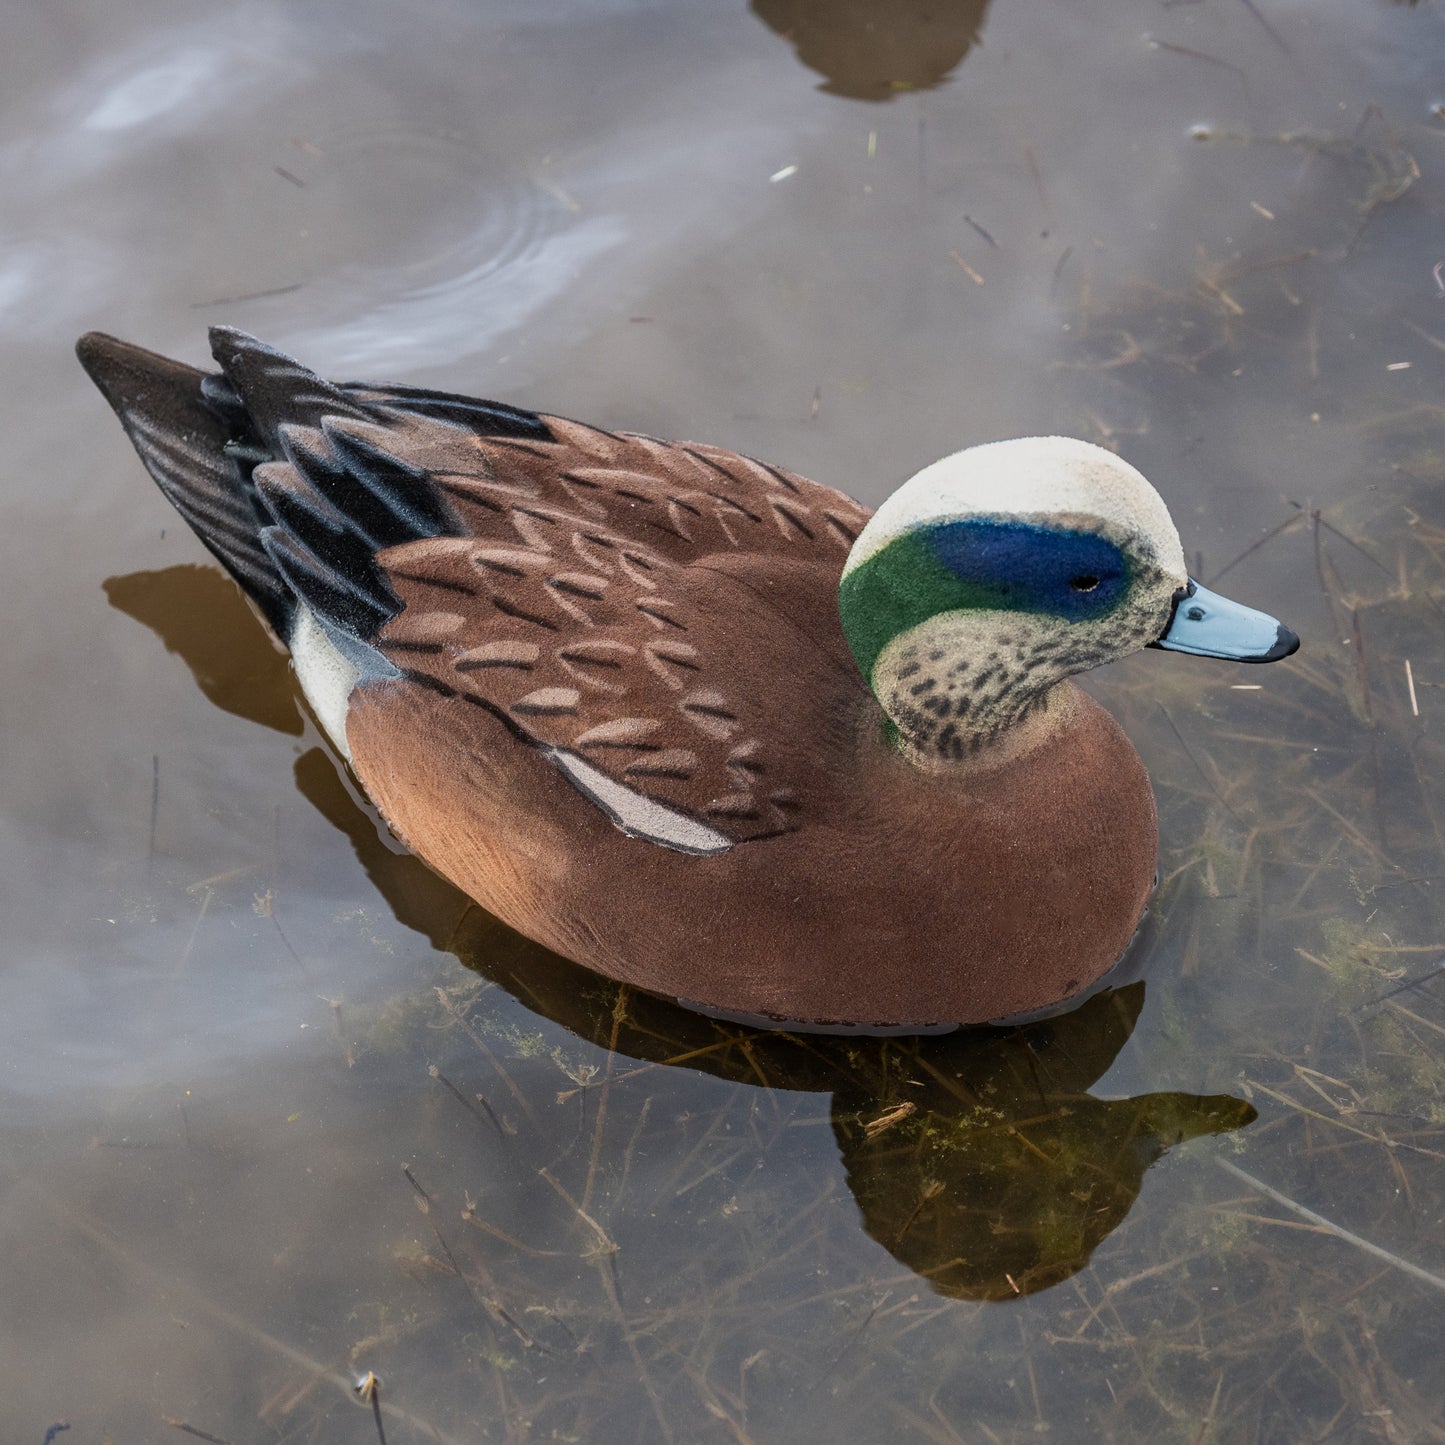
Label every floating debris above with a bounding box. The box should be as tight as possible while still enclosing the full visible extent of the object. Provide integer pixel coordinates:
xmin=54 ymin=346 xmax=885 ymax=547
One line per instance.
xmin=948 ymin=249 xmax=984 ymax=285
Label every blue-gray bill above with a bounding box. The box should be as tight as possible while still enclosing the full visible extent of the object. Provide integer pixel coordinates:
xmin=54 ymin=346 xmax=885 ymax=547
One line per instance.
xmin=1150 ymin=579 xmax=1299 ymax=663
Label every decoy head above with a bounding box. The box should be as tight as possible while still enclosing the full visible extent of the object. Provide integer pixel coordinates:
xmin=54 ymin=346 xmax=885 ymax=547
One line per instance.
xmin=838 ymin=437 xmax=1297 ymax=761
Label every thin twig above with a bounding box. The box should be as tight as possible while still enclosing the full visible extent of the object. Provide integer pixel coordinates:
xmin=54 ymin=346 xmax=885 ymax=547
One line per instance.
xmin=1158 ymin=704 xmax=1245 ymax=824
xmin=1238 ymin=0 xmax=1290 ymax=53
xmin=1051 ymin=245 xmax=1074 ymax=295
xmin=1205 ymin=508 xmax=1305 ymax=587
xmin=176 ymin=885 xmax=213 ymax=974
xmin=433 ymin=987 xmax=539 ymax=1129
xmin=163 ymin=1422 xmax=231 ymax=1445
xmin=147 ymin=754 xmax=160 ymax=873
xmin=582 ymin=987 xmax=629 ymax=1214
xmin=963 ymin=215 xmax=997 ymax=249
xmin=1216 ymin=1158 xmax=1445 ymax=1295
xmin=429 ymin=1064 xmax=506 ymax=1138
xmin=190 ymin=282 xmax=304 ymax=309
xmin=356 ymin=1372 xmax=388 ymax=1445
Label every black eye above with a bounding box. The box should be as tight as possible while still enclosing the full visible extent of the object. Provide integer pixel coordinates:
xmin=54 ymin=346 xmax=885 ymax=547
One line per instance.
xmin=1069 ymin=575 xmax=1101 ymax=593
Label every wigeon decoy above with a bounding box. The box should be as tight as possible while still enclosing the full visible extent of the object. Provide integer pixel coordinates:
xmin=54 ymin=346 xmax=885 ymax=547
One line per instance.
xmin=78 ymin=328 xmax=1297 ymax=1032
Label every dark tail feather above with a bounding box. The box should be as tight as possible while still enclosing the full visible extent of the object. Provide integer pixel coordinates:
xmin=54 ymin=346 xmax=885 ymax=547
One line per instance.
xmin=77 ymin=332 xmax=295 ymax=636
xmin=82 ymin=327 xmax=556 ymax=653
xmin=207 ymin=325 xmax=372 ymax=453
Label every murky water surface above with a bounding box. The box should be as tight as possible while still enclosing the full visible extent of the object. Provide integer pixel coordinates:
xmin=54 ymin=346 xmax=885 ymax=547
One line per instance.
xmin=4 ymin=0 xmax=1445 ymax=1439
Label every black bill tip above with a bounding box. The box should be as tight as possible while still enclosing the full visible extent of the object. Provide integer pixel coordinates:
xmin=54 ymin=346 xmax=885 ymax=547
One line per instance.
xmin=1259 ymin=623 xmax=1300 ymax=663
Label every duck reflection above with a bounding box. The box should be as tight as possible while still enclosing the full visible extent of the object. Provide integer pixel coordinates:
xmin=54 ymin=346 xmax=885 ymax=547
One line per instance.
xmin=439 ymin=930 xmax=1251 ymax=1301
xmin=107 ymin=563 xmax=1256 ymax=1302
xmin=752 ymin=0 xmax=991 ymax=101
xmin=105 ymin=565 xmax=303 ymax=736
xmin=427 ymin=922 xmax=1253 ymax=1301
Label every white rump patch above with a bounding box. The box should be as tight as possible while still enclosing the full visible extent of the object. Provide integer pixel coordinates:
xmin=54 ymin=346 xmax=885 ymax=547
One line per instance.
xmin=289 ymin=606 xmax=360 ymax=761
xmin=547 ymin=749 xmax=733 ymax=856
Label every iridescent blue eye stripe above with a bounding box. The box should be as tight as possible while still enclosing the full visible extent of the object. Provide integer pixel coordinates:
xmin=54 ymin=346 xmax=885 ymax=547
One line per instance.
xmin=925 ymin=519 xmax=1130 ymax=622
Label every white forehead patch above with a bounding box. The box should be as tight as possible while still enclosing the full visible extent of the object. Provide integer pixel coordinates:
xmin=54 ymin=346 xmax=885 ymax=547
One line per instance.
xmin=845 ymin=436 xmax=1187 ymax=581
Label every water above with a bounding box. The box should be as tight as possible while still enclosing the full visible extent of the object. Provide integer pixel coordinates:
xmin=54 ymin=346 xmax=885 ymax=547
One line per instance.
xmin=3 ymin=0 xmax=1444 ymax=1439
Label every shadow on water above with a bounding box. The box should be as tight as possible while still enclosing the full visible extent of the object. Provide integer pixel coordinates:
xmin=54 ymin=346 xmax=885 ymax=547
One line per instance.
xmin=107 ymin=561 xmax=1257 ymax=1303
xmin=104 ymin=565 xmax=303 ymax=736
xmin=750 ymin=0 xmax=990 ymax=101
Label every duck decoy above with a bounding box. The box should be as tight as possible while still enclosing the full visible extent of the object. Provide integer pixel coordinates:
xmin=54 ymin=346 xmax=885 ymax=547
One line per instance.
xmin=78 ymin=328 xmax=1296 ymax=1033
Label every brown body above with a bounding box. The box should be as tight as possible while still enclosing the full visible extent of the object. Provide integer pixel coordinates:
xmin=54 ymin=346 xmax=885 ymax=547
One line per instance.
xmin=353 ymin=670 xmax=1155 ymax=1025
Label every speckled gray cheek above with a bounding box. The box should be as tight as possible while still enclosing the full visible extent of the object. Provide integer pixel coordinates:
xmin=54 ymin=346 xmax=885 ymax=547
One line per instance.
xmin=871 ymin=546 xmax=1180 ymax=763
xmin=893 ymin=704 xmax=937 ymax=742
